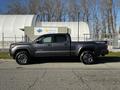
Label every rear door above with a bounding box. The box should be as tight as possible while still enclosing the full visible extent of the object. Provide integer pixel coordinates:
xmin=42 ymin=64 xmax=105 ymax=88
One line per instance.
xmin=52 ymin=34 xmax=70 ymax=56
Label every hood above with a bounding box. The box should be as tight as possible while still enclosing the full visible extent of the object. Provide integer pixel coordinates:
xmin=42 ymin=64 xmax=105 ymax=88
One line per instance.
xmin=11 ymin=42 xmax=31 ymax=45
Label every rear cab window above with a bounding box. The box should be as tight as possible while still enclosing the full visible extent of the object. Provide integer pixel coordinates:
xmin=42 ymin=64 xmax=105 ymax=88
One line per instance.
xmin=54 ymin=34 xmax=67 ymax=43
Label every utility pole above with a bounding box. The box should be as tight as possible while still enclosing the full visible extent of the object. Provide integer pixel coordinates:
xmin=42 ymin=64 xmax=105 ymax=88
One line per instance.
xmin=78 ymin=12 xmax=80 ymax=41
xmin=2 ymin=32 xmax=4 ymax=49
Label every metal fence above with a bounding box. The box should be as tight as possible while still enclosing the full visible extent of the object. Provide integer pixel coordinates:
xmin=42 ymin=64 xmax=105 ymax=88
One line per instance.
xmin=0 ymin=33 xmax=24 ymax=49
xmin=0 ymin=32 xmax=119 ymax=50
xmin=72 ymin=33 xmax=120 ymax=49
xmin=91 ymin=33 xmax=120 ymax=49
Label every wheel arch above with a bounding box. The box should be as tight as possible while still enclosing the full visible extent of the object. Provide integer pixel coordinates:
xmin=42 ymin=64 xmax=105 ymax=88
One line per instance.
xmin=78 ymin=47 xmax=95 ymax=56
xmin=13 ymin=49 xmax=31 ymax=59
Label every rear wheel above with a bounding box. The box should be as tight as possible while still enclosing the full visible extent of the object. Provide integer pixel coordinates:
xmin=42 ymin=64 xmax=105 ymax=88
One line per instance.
xmin=80 ymin=51 xmax=95 ymax=64
xmin=15 ymin=51 xmax=30 ymax=65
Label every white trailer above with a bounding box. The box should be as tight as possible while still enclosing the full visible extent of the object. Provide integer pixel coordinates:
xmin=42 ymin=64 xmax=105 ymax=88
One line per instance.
xmin=33 ymin=22 xmax=90 ymax=41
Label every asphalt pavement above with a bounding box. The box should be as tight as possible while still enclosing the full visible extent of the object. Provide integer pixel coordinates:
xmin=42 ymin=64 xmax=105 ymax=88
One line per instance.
xmin=0 ymin=57 xmax=120 ymax=90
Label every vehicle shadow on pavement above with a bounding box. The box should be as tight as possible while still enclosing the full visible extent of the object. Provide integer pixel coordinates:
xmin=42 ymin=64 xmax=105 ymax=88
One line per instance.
xmin=29 ymin=56 xmax=120 ymax=65
xmin=30 ymin=57 xmax=80 ymax=64
xmin=96 ymin=56 xmax=120 ymax=64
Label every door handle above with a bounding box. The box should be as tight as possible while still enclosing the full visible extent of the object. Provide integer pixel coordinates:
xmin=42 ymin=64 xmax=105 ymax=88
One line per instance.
xmin=64 ymin=43 xmax=68 ymax=46
xmin=47 ymin=44 xmax=52 ymax=46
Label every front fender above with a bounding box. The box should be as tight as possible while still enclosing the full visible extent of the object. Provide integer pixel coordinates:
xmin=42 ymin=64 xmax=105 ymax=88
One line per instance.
xmin=10 ymin=45 xmax=34 ymax=58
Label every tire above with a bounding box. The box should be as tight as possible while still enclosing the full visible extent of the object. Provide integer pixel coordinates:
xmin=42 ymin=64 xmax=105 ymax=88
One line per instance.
xmin=101 ymin=54 xmax=105 ymax=56
xmin=80 ymin=51 xmax=95 ymax=64
xmin=15 ymin=51 xmax=30 ymax=65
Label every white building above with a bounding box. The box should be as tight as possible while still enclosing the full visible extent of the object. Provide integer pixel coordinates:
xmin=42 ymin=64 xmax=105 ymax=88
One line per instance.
xmin=0 ymin=15 xmax=35 ymax=41
xmin=0 ymin=15 xmax=90 ymax=42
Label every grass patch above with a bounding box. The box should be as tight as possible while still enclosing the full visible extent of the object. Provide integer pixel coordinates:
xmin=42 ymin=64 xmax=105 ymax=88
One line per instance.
xmin=0 ymin=51 xmax=120 ymax=59
xmin=0 ymin=52 xmax=12 ymax=59
xmin=106 ymin=52 xmax=120 ymax=57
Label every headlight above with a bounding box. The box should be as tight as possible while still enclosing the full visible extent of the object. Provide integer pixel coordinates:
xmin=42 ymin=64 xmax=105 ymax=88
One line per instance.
xmin=10 ymin=44 xmax=16 ymax=48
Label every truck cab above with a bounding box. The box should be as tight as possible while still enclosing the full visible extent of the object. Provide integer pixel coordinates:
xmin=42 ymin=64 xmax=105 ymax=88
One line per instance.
xmin=33 ymin=33 xmax=71 ymax=57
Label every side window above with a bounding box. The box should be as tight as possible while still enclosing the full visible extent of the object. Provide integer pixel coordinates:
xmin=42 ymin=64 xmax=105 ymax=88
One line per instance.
xmin=36 ymin=36 xmax=52 ymax=44
xmin=54 ymin=35 xmax=67 ymax=43
xmin=42 ymin=36 xmax=52 ymax=43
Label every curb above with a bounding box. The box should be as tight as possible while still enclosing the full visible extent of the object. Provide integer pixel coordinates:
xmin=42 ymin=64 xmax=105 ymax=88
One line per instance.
xmin=0 ymin=59 xmax=14 ymax=61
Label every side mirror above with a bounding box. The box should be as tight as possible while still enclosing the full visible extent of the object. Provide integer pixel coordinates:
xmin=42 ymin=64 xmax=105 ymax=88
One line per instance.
xmin=36 ymin=40 xmax=39 ymax=43
xmin=35 ymin=40 xmax=42 ymax=44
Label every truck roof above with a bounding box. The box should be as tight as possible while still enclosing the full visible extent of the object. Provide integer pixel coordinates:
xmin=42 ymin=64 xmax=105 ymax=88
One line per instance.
xmin=42 ymin=33 xmax=69 ymax=35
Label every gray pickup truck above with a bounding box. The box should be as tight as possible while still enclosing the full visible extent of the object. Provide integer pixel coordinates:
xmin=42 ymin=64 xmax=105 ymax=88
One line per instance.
xmin=9 ymin=33 xmax=108 ymax=65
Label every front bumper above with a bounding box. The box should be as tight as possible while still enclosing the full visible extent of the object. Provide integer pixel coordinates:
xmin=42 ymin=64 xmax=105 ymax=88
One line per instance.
xmin=9 ymin=48 xmax=14 ymax=59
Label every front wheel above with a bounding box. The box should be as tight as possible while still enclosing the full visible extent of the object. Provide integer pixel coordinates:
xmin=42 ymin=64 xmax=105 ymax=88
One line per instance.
xmin=15 ymin=51 xmax=30 ymax=65
xmin=80 ymin=51 xmax=95 ymax=64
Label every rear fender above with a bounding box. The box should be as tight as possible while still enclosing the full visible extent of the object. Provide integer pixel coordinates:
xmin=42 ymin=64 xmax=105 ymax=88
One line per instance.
xmin=78 ymin=46 xmax=95 ymax=56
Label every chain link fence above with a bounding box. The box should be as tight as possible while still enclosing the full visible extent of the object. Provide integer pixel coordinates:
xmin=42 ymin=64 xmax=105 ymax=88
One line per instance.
xmin=0 ymin=33 xmax=24 ymax=49
xmin=91 ymin=33 xmax=120 ymax=50
xmin=71 ymin=33 xmax=120 ymax=50
xmin=0 ymin=32 xmax=119 ymax=50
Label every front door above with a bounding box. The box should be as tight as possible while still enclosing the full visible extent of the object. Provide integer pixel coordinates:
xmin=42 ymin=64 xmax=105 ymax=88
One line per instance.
xmin=33 ymin=35 xmax=53 ymax=57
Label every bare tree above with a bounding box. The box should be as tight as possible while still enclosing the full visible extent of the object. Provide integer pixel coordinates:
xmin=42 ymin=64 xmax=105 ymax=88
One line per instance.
xmin=0 ymin=7 xmax=2 ymax=14
xmin=42 ymin=0 xmax=55 ymax=21
xmin=27 ymin=0 xmax=41 ymax=14
xmin=99 ymin=0 xmax=116 ymax=35
xmin=80 ymin=0 xmax=90 ymax=23
xmin=119 ymin=26 xmax=120 ymax=34
xmin=100 ymin=0 xmax=109 ymax=34
xmin=112 ymin=0 xmax=120 ymax=33
xmin=5 ymin=0 xmax=120 ymax=31
xmin=108 ymin=0 xmax=115 ymax=33
xmin=90 ymin=0 xmax=100 ymax=39
xmin=7 ymin=0 xmax=27 ymax=14
xmin=53 ymin=0 xmax=64 ymax=21
xmin=67 ymin=0 xmax=80 ymax=21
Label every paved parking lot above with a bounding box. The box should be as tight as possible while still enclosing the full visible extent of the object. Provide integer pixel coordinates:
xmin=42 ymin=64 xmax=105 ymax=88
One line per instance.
xmin=0 ymin=57 xmax=120 ymax=90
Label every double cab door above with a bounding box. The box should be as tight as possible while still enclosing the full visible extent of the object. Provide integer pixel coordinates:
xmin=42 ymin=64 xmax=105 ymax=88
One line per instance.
xmin=33 ymin=34 xmax=70 ymax=57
